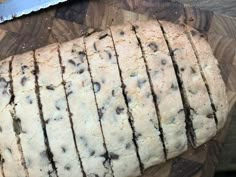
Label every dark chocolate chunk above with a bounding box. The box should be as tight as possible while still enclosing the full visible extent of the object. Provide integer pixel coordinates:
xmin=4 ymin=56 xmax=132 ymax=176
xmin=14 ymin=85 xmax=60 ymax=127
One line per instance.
xmin=161 ymin=59 xmax=167 ymax=65
xmin=137 ymin=79 xmax=147 ymax=88
xmin=116 ymin=106 xmax=124 ymax=115
xmin=68 ymin=59 xmax=76 ymax=66
xmin=64 ymin=164 xmax=71 ymax=171
xmin=110 ymin=152 xmax=119 ymax=160
xmin=180 ymin=67 xmax=185 ymax=72
xmin=120 ymin=31 xmax=125 ymax=35
xmin=99 ymin=32 xmax=108 ymax=40
xmin=93 ymin=82 xmax=101 ymax=93
xmin=46 ymin=85 xmax=55 ymax=90
xmin=20 ymin=76 xmax=27 ymax=86
xmin=148 ymin=42 xmax=159 ymax=52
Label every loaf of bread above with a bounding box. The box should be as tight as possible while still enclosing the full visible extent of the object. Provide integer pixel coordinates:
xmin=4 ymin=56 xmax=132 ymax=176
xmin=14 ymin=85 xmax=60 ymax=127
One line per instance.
xmin=0 ymin=20 xmax=228 ymax=177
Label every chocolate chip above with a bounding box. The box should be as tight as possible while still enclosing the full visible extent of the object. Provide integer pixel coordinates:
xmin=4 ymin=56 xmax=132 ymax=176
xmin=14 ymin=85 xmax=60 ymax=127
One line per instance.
xmin=125 ymin=143 xmax=131 ymax=149
xmin=130 ymin=72 xmax=137 ymax=77
xmin=127 ymin=96 xmax=132 ymax=103
xmin=207 ymin=113 xmax=214 ymax=118
xmin=68 ymin=59 xmax=76 ymax=66
xmin=93 ymin=43 xmax=98 ymax=52
xmin=190 ymin=66 xmax=196 ymax=74
xmin=171 ymin=83 xmax=178 ymax=90
xmin=26 ymin=95 xmax=33 ymax=104
xmin=53 ymin=116 xmax=63 ymax=121
xmin=136 ymin=132 xmax=142 ymax=139
xmin=99 ymin=32 xmax=108 ymax=40
xmin=64 ymin=164 xmax=71 ymax=171
xmin=61 ymin=146 xmax=66 ymax=153
xmin=78 ymin=68 xmax=84 ymax=74
xmin=148 ymin=42 xmax=158 ymax=52
xmin=45 ymin=119 xmax=50 ymax=124
xmin=120 ymin=31 xmax=125 ymax=35
xmin=137 ymin=79 xmax=147 ymax=88
xmin=116 ymin=106 xmax=124 ymax=115
xmin=0 ymin=77 xmax=8 ymax=88
xmin=112 ymin=90 xmax=115 ymax=97
xmin=20 ymin=76 xmax=27 ymax=86
xmin=21 ymin=65 xmax=28 ymax=74
xmin=40 ymin=151 xmax=47 ymax=158
xmin=12 ymin=117 xmax=22 ymax=135
xmin=93 ymin=82 xmax=101 ymax=93
xmin=105 ymin=50 xmax=112 ymax=59
xmin=90 ymin=150 xmax=95 ymax=156
xmin=161 ymin=59 xmax=167 ymax=65
xmin=110 ymin=152 xmax=119 ymax=160
xmin=6 ymin=148 xmax=12 ymax=154
xmin=46 ymin=85 xmax=54 ymax=90
xmin=180 ymin=67 xmax=185 ymax=72
xmin=78 ymin=51 xmax=86 ymax=63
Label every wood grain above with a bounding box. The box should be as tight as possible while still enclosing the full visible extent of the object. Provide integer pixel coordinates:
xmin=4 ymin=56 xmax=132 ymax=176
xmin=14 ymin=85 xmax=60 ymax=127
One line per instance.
xmin=173 ymin=0 xmax=236 ymax=17
xmin=0 ymin=0 xmax=235 ymax=176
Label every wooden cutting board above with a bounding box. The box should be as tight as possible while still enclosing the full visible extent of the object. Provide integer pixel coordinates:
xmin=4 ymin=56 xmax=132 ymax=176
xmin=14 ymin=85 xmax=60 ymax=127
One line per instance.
xmin=0 ymin=0 xmax=236 ymax=176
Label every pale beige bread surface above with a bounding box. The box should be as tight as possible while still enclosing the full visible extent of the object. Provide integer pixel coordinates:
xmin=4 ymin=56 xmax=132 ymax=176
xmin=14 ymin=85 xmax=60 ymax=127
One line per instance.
xmin=35 ymin=44 xmax=83 ymax=177
xmin=186 ymin=27 xmax=228 ymax=130
xmin=133 ymin=20 xmax=188 ymax=159
xmin=0 ymin=21 xmax=228 ymax=177
xmin=159 ymin=20 xmax=217 ymax=147
xmin=0 ymin=58 xmax=26 ymax=177
xmin=110 ymin=24 xmax=165 ymax=169
xmin=59 ymin=38 xmax=113 ymax=177
xmin=12 ymin=52 xmax=55 ymax=177
xmin=85 ymin=30 xmax=141 ymax=177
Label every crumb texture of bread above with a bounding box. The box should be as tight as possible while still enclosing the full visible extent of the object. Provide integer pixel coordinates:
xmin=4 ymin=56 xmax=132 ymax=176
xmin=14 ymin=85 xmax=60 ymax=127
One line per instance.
xmin=0 ymin=21 xmax=228 ymax=177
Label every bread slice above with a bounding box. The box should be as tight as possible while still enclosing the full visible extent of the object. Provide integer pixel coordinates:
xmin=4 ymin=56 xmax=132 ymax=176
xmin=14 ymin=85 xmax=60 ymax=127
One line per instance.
xmin=159 ymin=21 xmax=217 ymax=146
xmin=35 ymin=44 xmax=83 ymax=177
xmin=110 ymin=24 xmax=165 ymax=169
xmin=133 ymin=20 xmax=188 ymax=159
xmin=85 ymin=30 xmax=141 ymax=177
xmin=59 ymin=38 xmax=113 ymax=177
xmin=12 ymin=52 xmax=56 ymax=177
xmin=0 ymin=58 xmax=26 ymax=177
xmin=186 ymin=27 xmax=228 ymax=130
